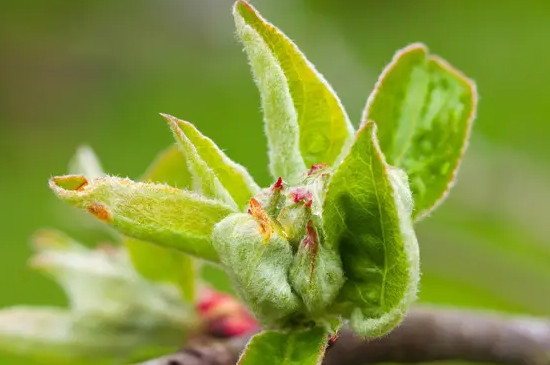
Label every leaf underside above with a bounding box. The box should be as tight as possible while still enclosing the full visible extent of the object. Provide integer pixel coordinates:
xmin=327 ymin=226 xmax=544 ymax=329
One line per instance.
xmin=362 ymin=43 xmax=477 ymax=220
xmin=322 ymin=122 xmax=419 ymax=337
xmin=238 ymin=327 xmax=328 ymax=365
xmin=234 ymin=0 xmax=354 ymax=182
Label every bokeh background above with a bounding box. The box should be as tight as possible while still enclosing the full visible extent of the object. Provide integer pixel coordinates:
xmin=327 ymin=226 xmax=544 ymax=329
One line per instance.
xmin=1 ymin=0 xmax=550 ymax=364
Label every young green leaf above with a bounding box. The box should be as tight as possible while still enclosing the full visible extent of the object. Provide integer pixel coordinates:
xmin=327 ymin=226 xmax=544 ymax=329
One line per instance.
xmin=234 ymin=0 xmax=354 ymax=182
xmin=362 ymin=43 xmax=477 ymax=220
xmin=31 ymin=230 xmax=196 ymax=329
xmin=238 ymin=327 xmax=328 ymax=365
xmin=165 ymin=115 xmax=238 ymax=210
xmin=163 ymin=114 xmax=260 ymax=210
xmin=127 ymin=146 xmax=196 ymax=301
xmin=49 ymin=175 xmax=234 ymax=262
xmin=322 ymin=122 xmax=420 ymax=338
xmin=17 ymin=232 xmax=198 ymax=363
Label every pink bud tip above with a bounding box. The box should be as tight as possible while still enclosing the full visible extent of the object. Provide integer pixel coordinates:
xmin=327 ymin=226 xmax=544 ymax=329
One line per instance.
xmin=307 ymin=163 xmax=328 ymax=175
xmin=303 ymin=220 xmax=319 ymax=248
xmin=291 ymin=188 xmax=313 ymax=206
xmin=197 ymin=289 xmax=258 ymax=337
xmin=272 ymin=177 xmax=284 ymax=191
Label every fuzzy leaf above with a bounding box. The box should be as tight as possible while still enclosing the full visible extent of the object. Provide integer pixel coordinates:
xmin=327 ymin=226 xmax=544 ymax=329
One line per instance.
xmin=126 ymin=146 xmax=196 ymax=301
xmin=238 ymin=327 xmax=328 ymax=365
xmin=164 ymin=114 xmax=260 ymax=210
xmin=165 ymin=115 xmax=245 ymax=210
xmin=31 ymin=230 xmax=196 ymax=328
xmin=322 ymin=122 xmax=420 ymax=337
xmin=49 ymin=175 xmax=235 ymax=262
xmin=11 ymin=232 xmax=198 ymax=363
xmin=234 ymin=0 xmax=354 ymax=183
xmin=362 ymin=43 xmax=477 ymax=219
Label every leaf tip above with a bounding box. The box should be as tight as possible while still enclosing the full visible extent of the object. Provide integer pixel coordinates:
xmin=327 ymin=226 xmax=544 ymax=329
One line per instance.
xmin=49 ymin=175 xmax=88 ymax=193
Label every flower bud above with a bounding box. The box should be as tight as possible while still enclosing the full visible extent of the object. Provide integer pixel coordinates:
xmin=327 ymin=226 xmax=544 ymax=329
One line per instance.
xmin=212 ymin=210 xmax=301 ymax=327
xmin=289 ymin=221 xmax=345 ymax=314
xmin=252 ymin=177 xmax=286 ymax=218
xmin=277 ymin=188 xmax=313 ymax=245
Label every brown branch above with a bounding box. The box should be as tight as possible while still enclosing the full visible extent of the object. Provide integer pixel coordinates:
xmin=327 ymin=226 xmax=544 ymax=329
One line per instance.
xmin=140 ymin=307 xmax=550 ymax=365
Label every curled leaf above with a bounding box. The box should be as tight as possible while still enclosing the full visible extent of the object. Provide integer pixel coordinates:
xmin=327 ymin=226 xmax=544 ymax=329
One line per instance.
xmin=322 ymin=122 xmax=419 ymax=337
xmin=362 ymin=43 xmax=477 ymax=219
xmin=49 ymin=175 xmax=234 ymax=262
xmin=234 ymin=0 xmax=354 ymax=182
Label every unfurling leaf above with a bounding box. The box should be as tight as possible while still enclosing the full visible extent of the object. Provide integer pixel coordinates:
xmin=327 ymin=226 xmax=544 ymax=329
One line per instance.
xmin=164 ymin=114 xmax=260 ymax=210
xmin=127 ymin=146 xmax=196 ymax=301
xmin=212 ymin=213 xmax=301 ymax=327
xmin=323 ymin=122 xmax=420 ymax=337
xmin=234 ymin=0 xmax=354 ymax=183
xmin=238 ymin=327 xmax=328 ymax=365
xmin=49 ymin=175 xmax=234 ymax=262
xmin=362 ymin=43 xmax=477 ymax=219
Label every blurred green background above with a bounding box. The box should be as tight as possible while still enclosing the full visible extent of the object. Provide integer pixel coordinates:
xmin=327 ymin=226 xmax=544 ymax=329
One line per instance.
xmin=1 ymin=0 xmax=550 ymax=364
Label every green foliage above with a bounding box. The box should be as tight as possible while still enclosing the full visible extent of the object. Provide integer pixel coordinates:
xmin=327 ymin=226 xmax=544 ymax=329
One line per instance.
xmin=126 ymin=146 xmax=196 ymax=301
xmin=164 ymin=114 xmax=260 ymax=210
xmin=0 ymin=231 xmax=197 ymax=363
xmin=1 ymin=0 xmax=478 ymax=363
xmin=323 ymin=122 xmax=419 ymax=337
xmin=234 ymin=0 xmax=354 ymax=183
xmin=238 ymin=327 xmax=328 ymax=365
xmin=362 ymin=44 xmax=477 ymax=219
xmin=49 ymin=175 xmax=234 ymax=262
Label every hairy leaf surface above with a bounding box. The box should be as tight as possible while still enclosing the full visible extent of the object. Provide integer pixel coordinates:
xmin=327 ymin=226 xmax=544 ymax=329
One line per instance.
xmin=164 ymin=114 xmax=259 ymax=210
xmin=234 ymin=0 xmax=354 ymax=182
xmin=322 ymin=122 xmax=419 ymax=337
xmin=50 ymin=175 xmax=234 ymax=262
xmin=165 ymin=115 xmax=238 ymax=209
xmin=127 ymin=146 xmax=196 ymax=301
xmin=238 ymin=327 xmax=328 ymax=365
xmin=362 ymin=43 xmax=477 ymax=219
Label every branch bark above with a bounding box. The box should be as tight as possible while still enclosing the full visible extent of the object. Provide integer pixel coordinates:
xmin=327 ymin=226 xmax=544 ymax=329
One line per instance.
xmin=140 ymin=307 xmax=550 ymax=365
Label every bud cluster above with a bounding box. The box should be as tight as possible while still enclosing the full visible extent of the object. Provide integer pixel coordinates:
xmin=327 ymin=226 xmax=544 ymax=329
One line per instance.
xmin=212 ymin=165 xmax=344 ymax=331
